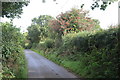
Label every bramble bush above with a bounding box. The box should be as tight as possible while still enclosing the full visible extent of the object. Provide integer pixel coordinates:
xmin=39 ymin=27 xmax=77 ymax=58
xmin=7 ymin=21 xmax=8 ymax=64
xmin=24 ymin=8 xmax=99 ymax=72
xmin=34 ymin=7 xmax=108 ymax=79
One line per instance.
xmin=1 ymin=22 xmax=27 ymax=78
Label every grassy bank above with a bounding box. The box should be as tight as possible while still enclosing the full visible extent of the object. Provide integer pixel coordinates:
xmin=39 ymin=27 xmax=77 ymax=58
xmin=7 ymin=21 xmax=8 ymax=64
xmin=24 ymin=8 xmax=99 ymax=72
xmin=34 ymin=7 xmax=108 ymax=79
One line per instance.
xmin=16 ymin=49 xmax=28 ymax=78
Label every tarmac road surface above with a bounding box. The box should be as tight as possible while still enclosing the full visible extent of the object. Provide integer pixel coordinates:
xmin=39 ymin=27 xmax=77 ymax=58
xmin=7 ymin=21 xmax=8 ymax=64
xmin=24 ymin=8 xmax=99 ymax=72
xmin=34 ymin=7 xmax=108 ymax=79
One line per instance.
xmin=24 ymin=49 xmax=77 ymax=78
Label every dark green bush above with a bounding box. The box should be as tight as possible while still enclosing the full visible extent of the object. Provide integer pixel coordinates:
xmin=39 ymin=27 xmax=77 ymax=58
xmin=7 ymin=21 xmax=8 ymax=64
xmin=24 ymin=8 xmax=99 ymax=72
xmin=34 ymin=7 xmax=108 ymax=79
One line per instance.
xmin=79 ymin=47 xmax=119 ymax=78
xmin=88 ymin=28 xmax=118 ymax=50
xmin=44 ymin=38 xmax=54 ymax=48
xmin=35 ymin=38 xmax=54 ymax=51
xmin=57 ymin=27 xmax=119 ymax=78
xmin=61 ymin=31 xmax=94 ymax=54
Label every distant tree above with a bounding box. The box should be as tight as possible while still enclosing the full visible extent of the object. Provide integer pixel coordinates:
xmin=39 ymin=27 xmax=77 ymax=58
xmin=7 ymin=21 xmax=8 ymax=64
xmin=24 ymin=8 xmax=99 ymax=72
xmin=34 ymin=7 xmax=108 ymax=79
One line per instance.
xmin=2 ymin=2 xmax=29 ymax=18
xmin=27 ymin=15 xmax=54 ymax=44
xmin=32 ymin=15 xmax=54 ymax=27
xmin=27 ymin=25 xmax=41 ymax=43
xmin=49 ymin=8 xmax=101 ymax=35
xmin=22 ymin=32 xmax=30 ymax=48
xmin=49 ymin=8 xmax=101 ymax=48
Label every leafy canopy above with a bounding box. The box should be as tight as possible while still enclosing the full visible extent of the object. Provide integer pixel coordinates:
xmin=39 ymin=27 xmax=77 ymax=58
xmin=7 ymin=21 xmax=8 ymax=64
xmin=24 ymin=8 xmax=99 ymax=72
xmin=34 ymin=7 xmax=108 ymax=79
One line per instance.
xmin=27 ymin=15 xmax=54 ymax=44
xmin=2 ymin=2 xmax=29 ymax=18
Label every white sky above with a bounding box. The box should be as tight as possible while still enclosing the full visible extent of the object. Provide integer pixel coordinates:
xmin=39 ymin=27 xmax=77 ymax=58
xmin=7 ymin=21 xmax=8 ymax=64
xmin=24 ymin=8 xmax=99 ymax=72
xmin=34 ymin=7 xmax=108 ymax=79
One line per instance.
xmin=1 ymin=0 xmax=119 ymax=32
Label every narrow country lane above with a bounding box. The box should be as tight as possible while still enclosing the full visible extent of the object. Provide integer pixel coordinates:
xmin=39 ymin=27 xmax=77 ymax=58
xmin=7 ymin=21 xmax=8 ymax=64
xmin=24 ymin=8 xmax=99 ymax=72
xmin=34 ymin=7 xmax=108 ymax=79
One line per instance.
xmin=24 ymin=49 xmax=77 ymax=78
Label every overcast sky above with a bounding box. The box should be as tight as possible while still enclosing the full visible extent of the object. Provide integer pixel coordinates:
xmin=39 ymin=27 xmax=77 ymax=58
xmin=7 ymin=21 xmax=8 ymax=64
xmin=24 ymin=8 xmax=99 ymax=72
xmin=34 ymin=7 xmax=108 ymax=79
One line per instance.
xmin=1 ymin=0 xmax=119 ymax=32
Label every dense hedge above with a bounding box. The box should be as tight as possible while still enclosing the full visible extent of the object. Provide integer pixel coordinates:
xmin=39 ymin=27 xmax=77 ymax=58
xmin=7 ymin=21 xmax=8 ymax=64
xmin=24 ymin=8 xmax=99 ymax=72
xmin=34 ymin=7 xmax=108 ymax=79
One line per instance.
xmin=1 ymin=22 xmax=27 ymax=78
xmin=61 ymin=28 xmax=118 ymax=53
xmin=60 ymin=27 xmax=119 ymax=78
xmin=33 ymin=26 xmax=119 ymax=78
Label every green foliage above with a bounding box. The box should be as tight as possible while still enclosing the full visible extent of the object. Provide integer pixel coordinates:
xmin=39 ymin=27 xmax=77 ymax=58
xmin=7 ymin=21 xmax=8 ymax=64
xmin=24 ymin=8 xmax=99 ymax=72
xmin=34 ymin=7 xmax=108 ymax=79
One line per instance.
xmin=58 ymin=31 xmax=94 ymax=54
xmin=28 ymin=8 xmax=100 ymax=49
xmin=77 ymin=48 xmax=119 ymax=78
xmin=27 ymin=6 xmax=119 ymax=78
xmin=44 ymin=38 xmax=54 ymax=48
xmin=2 ymin=2 xmax=29 ymax=18
xmin=33 ymin=26 xmax=119 ymax=78
xmin=48 ymin=8 xmax=101 ymax=48
xmin=1 ymin=22 xmax=27 ymax=78
xmin=61 ymin=27 xmax=118 ymax=53
xmin=27 ymin=25 xmax=41 ymax=43
xmin=22 ymin=32 xmax=30 ymax=49
xmin=34 ymin=38 xmax=54 ymax=51
xmin=32 ymin=15 xmax=54 ymax=27
xmin=63 ymin=27 xmax=119 ymax=78
xmin=27 ymin=15 xmax=54 ymax=47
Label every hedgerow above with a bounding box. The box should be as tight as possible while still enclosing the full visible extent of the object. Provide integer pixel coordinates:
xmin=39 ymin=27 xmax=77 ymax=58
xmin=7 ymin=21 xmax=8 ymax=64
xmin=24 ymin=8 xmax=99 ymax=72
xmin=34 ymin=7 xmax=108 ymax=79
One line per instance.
xmin=28 ymin=8 xmax=119 ymax=78
xmin=1 ymin=22 xmax=27 ymax=78
xmin=33 ymin=26 xmax=119 ymax=78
